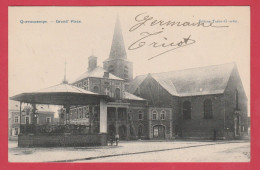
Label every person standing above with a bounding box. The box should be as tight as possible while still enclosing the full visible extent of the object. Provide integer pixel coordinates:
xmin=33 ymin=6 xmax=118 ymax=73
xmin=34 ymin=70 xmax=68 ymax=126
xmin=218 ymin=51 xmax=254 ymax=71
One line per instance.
xmin=115 ymin=133 xmax=119 ymax=146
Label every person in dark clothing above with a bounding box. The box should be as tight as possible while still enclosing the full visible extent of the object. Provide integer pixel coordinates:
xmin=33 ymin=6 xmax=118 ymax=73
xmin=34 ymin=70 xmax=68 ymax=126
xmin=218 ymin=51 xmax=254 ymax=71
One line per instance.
xmin=115 ymin=133 xmax=119 ymax=146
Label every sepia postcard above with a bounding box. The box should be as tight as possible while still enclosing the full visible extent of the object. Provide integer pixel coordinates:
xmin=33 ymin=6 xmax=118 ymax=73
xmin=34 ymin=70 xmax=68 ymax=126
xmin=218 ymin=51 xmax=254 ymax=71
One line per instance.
xmin=8 ymin=6 xmax=250 ymax=163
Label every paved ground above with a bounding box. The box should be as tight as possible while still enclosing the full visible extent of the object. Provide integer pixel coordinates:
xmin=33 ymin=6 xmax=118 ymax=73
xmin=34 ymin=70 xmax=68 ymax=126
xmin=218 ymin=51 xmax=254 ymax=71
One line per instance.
xmin=8 ymin=140 xmax=250 ymax=162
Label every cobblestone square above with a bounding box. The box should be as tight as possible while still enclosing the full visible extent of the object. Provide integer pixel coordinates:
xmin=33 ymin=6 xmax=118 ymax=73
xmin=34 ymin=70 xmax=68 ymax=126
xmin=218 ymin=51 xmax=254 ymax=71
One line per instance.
xmin=8 ymin=140 xmax=250 ymax=162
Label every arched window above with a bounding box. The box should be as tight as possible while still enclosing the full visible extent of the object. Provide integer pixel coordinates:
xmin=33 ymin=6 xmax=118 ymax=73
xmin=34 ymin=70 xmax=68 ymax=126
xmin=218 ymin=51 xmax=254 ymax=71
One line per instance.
xmin=115 ymin=88 xmax=121 ymax=100
xmin=160 ymin=110 xmax=166 ymax=120
xmin=93 ymin=86 xmax=99 ymax=93
xmin=124 ymin=66 xmax=128 ymax=80
xmin=204 ymin=99 xmax=213 ymax=119
xmin=183 ymin=101 xmax=191 ymax=120
xmin=235 ymin=89 xmax=239 ymax=110
xmin=108 ymin=65 xmax=114 ymax=73
xmin=152 ymin=110 xmax=158 ymax=120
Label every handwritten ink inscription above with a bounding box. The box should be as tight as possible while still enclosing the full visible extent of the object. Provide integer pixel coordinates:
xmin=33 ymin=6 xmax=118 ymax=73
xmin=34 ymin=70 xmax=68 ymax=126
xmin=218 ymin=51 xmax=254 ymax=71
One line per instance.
xmin=128 ymin=12 xmax=229 ymax=60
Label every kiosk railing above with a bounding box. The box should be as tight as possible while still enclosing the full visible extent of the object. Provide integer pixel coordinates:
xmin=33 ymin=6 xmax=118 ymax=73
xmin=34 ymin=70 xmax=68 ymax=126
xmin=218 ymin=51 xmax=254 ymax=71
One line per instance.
xmin=20 ymin=124 xmax=91 ymax=134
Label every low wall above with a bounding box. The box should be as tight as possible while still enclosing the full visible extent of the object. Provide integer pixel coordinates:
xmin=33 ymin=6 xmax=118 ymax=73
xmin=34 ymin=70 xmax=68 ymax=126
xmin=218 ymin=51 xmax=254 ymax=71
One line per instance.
xmin=18 ymin=133 xmax=107 ymax=147
xmin=9 ymin=136 xmax=18 ymax=141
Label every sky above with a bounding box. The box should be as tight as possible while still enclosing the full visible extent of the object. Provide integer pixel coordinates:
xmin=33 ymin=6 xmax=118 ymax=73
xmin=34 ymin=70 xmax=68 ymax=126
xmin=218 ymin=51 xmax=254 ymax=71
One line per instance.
xmin=8 ymin=6 xmax=250 ymax=114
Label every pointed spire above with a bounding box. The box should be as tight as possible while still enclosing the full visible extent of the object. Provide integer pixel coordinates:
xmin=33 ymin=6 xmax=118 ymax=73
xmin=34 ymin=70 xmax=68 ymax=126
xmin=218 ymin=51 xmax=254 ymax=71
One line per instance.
xmin=109 ymin=16 xmax=127 ymax=60
xmin=62 ymin=59 xmax=68 ymax=84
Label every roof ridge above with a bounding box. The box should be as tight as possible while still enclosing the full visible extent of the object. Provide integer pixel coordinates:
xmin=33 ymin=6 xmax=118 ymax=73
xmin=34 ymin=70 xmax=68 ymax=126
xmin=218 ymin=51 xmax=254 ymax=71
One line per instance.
xmin=124 ymin=91 xmax=146 ymax=101
xmin=35 ymin=83 xmax=63 ymax=92
xmin=129 ymin=62 xmax=236 ymax=97
xmin=133 ymin=73 xmax=149 ymax=78
xmin=150 ymin=62 xmax=235 ymax=76
xmin=151 ymin=75 xmax=179 ymax=96
xmin=72 ymin=66 xmax=123 ymax=83
xmin=222 ymin=64 xmax=236 ymax=94
xmin=70 ymin=83 xmax=96 ymax=94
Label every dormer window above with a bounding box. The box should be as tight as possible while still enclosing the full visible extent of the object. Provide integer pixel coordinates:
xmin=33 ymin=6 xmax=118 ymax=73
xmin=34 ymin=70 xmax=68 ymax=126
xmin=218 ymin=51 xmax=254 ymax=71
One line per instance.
xmin=115 ymin=88 xmax=121 ymax=100
xmin=104 ymin=72 xmax=109 ymax=78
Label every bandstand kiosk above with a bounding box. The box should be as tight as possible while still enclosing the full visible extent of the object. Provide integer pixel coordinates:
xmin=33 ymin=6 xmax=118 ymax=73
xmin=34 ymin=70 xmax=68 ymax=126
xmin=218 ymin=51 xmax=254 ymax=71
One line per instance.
xmin=10 ymin=80 xmax=111 ymax=147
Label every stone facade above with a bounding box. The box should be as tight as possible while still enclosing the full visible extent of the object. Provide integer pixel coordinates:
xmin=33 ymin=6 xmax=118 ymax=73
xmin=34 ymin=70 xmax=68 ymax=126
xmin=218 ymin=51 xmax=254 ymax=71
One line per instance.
xmin=148 ymin=107 xmax=173 ymax=140
xmin=62 ymin=18 xmax=248 ymax=141
xmin=127 ymin=105 xmax=148 ymax=140
xmin=74 ymin=77 xmax=125 ymax=99
xmin=223 ymin=66 xmax=248 ymax=139
xmin=103 ymin=59 xmax=133 ymax=82
xmin=179 ymin=94 xmax=225 ymax=139
xmin=130 ymin=64 xmax=248 ymax=140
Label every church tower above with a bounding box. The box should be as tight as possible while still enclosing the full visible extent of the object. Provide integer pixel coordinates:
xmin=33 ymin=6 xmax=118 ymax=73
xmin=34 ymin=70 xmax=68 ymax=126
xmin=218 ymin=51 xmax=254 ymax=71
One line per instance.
xmin=103 ymin=17 xmax=133 ymax=82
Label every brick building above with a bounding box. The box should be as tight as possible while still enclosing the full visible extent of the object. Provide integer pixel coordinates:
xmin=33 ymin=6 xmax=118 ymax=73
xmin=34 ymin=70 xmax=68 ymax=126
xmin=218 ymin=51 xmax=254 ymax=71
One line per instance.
xmin=59 ymin=18 xmax=248 ymax=140
xmin=8 ymin=101 xmax=55 ymax=140
xmin=128 ymin=63 xmax=248 ymax=140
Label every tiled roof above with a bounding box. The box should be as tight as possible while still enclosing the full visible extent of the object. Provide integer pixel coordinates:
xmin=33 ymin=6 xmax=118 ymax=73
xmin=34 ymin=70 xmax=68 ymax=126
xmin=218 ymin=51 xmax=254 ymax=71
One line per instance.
xmin=127 ymin=74 xmax=147 ymax=94
xmin=152 ymin=74 xmax=179 ymax=96
xmin=124 ymin=91 xmax=146 ymax=101
xmin=36 ymin=83 xmax=98 ymax=95
xmin=9 ymin=82 xmax=112 ymax=105
xmin=8 ymin=100 xmax=21 ymax=111
xmin=73 ymin=66 xmax=123 ymax=83
xmin=128 ymin=63 xmax=236 ymax=97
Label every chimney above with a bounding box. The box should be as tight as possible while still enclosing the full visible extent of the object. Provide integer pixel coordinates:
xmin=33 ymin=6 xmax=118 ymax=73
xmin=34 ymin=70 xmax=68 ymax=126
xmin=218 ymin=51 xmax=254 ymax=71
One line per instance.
xmin=88 ymin=56 xmax=97 ymax=72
